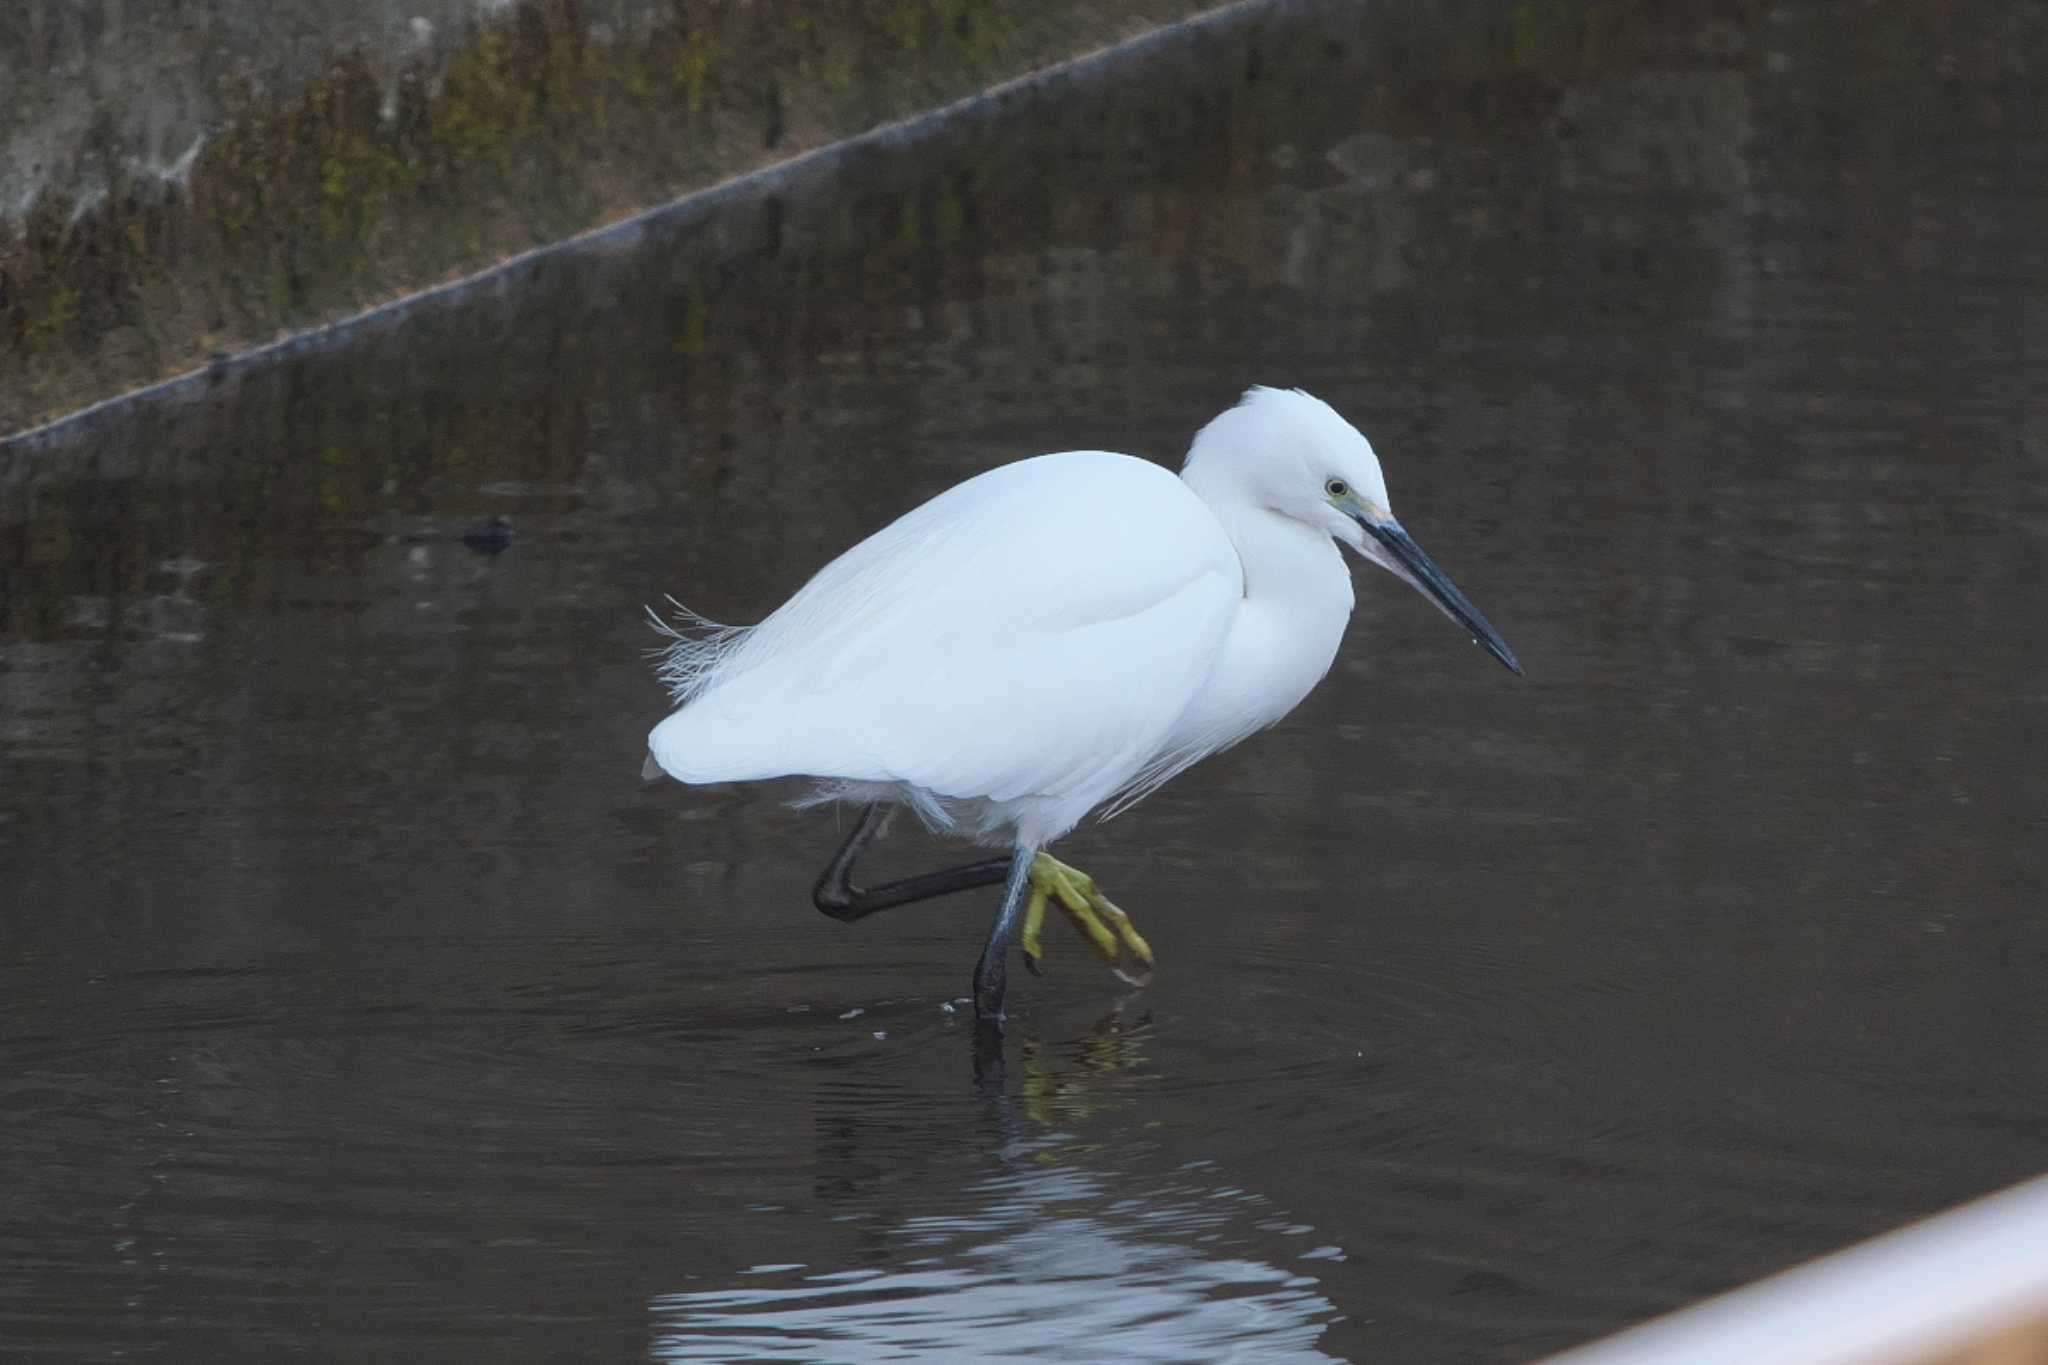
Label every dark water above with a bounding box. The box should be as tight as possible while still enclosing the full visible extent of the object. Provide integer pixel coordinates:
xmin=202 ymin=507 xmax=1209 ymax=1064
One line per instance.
xmin=4 ymin=3 xmax=2046 ymax=1360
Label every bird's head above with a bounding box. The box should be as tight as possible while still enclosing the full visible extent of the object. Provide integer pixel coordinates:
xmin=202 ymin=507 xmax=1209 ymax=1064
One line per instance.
xmin=1184 ymin=386 xmax=1521 ymax=675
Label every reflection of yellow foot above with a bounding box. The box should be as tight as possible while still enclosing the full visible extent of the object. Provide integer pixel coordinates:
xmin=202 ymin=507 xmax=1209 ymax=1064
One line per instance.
xmin=1019 ymin=853 xmax=1154 ymax=986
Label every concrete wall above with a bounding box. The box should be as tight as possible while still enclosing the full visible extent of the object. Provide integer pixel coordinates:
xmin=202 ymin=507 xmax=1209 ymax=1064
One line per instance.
xmin=0 ymin=0 xmax=1218 ymax=434
xmin=3 ymin=1 xmax=648 ymax=216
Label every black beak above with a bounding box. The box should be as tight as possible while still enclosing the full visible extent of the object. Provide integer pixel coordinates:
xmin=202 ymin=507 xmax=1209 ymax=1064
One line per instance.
xmin=1361 ymin=518 xmax=1522 ymax=675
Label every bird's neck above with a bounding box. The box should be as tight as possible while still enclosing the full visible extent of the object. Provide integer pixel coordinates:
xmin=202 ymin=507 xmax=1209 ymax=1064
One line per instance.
xmin=1178 ymin=464 xmax=1348 ymax=605
xmin=1201 ymin=494 xmax=1351 ymax=609
xmin=1176 ymin=487 xmax=1355 ymax=745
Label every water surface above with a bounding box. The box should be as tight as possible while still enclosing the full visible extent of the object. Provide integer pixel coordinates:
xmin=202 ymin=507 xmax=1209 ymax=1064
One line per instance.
xmin=3 ymin=3 xmax=2046 ymax=1360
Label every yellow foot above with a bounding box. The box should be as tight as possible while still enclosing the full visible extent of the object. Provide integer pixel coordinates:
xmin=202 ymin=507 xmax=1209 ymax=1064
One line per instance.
xmin=1019 ymin=853 xmax=1155 ymax=987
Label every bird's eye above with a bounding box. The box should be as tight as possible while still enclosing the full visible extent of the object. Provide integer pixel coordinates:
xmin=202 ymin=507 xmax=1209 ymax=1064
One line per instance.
xmin=1325 ymin=478 xmax=1349 ymax=498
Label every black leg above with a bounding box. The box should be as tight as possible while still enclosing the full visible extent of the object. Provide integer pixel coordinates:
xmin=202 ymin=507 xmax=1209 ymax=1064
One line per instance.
xmin=973 ymin=849 xmax=1035 ymax=1025
xmin=812 ymin=803 xmax=1010 ymax=922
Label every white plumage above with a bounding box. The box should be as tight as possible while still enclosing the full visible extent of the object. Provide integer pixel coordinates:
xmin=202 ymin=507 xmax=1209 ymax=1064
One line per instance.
xmin=646 ymin=386 xmax=1517 ymax=855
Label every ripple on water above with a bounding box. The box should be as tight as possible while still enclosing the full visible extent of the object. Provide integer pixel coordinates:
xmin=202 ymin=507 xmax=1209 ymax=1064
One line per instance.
xmin=1111 ymin=921 xmax=1563 ymax=1144
xmin=650 ymin=1137 xmax=1346 ymax=1363
xmin=0 ymin=932 xmax=995 ymax=1206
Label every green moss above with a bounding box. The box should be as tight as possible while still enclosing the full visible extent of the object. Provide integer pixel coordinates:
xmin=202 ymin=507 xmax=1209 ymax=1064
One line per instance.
xmin=674 ymin=28 xmax=714 ymax=114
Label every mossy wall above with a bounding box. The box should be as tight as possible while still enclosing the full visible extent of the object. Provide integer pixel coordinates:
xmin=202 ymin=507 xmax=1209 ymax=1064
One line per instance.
xmin=0 ymin=0 xmax=1221 ymax=436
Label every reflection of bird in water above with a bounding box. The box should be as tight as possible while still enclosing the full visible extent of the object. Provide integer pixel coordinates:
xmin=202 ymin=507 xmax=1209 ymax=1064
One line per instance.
xmin=643 ymin=388 xmax=1518 ymax=1023
xmin=1015 ymin=1002 xmax=1154 ymax=1127
xmin=652 ymin=1010 xmax=1346 ymax=1363
xmin=651 ymin=1161 xmax=1345 ymax=1363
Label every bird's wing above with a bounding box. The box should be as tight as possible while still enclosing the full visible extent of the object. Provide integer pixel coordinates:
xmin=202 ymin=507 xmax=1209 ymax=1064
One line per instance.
xmin=648 ymin=452 xmax=1241 ymax=807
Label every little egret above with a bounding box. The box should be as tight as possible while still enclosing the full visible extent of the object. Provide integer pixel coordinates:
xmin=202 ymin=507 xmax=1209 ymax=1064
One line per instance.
xmin=644 ymin=387 xmax=1519 ymax=1023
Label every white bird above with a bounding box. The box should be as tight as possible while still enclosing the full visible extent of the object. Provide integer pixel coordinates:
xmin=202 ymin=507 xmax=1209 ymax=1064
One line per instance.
xmin=644 ymin=387 xmax=1519 ymax=1024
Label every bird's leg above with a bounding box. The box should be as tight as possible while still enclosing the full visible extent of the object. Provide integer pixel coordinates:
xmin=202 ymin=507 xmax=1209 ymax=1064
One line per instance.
xmin=973 ymin=849 xmax=1037 ymax=1025
xmin=810 ymin=814 xmax=1150 ymax=1020
xmin=1019 ymin=853 xmax=1155 ymax=987
xmin=812 ymin=803 xmax=1011 ymax=922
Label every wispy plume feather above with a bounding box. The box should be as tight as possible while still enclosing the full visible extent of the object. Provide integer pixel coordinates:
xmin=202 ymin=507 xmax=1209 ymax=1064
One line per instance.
xmin=645 ymin=597 xmax=751 ymax=703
